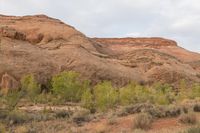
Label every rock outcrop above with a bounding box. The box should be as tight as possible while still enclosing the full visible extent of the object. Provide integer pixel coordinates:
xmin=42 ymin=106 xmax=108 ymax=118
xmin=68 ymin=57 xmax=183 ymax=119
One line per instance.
xmin=0 ymin=14 xmax=199 ymax=89
xmin=0 ymin=73 xmax=19 ymax=93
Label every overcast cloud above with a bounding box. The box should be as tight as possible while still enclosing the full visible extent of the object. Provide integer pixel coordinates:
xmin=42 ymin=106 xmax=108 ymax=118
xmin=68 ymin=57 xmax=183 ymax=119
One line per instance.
xmin=0 ymin=0 xmax=200 ymax=53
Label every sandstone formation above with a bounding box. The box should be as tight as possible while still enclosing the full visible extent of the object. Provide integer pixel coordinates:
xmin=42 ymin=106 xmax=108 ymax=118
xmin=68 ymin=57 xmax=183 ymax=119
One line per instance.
xmin=0 ymin=14 xmax=199 ymax=90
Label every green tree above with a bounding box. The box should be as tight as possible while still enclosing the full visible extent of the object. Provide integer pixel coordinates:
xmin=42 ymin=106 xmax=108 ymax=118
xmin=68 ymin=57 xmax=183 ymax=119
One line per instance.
xmin=93 ymin=81 xmax=118 ymax=111
xmin=51 ymin=71 xmax=84 ymax=102
xmin=189 ymin=83 xmax=200 ymax=99
xmin=81 ymin=88 xmax=94 ymax=110
xmin=120 ymin=82 xmax=152 ymax=105
xmin=176 ymin=79 xmax=189 ymax=102
xmin=152 ymin=83 xmax=175 ymax=105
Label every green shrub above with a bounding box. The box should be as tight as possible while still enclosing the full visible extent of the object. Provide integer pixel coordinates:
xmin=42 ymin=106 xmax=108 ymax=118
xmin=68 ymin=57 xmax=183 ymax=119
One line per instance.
xmin=133 ymin=113 xmax=153 ymax=130
xmin=51 ymin=71 xmax=85 ymax=102
xmin=179 ymin=113 xmax=197 ymax=125
xmin=93 ymin=81 xmax=118 ymax=111
xmin=55 ymin=110 xmax=70 ymax=119
xmin=21 ymin=74 xmax=41 ymax=103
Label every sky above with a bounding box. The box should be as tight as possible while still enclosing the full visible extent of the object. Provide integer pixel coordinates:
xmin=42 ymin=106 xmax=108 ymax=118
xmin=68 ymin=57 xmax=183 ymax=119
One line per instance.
xmin=0 ymin=0 xmax=200 ymax=53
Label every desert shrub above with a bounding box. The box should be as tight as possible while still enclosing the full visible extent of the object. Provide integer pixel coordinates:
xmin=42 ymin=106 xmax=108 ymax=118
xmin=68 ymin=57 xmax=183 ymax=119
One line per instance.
xmin=117 ymin=103 xmax=154 ymax=117
xmin=93 ymin=81 xmax=118 ymax=111
xmin=55 ymin=110 xmax=70 ymax=119
xmin=21 ymin=74 xmax=41 ymax=103
xmin=107 ymin=116 xmax=117 ymax=125
xmin=51 ymin=71 xmax=85 ymax=102
xmin=124 ymin=103 xmax=154 ymax=114
xmin=151 ymin=83 xmax=176 ymax=105
xmin=72 ymin=109 xmax=91 ymax=125
xmin=4 ymin=90 xmax=25 ymax=111
xmin=193 ymin=104 xmax=200 ymax=112
xmin=120 ymin=83 xmax=152 ymax=105
xmin=133 ymin=113 xmax=153 ymax=130
xmin=28 ymin=110 xmax=55 ymax=122
xmin=7 ymin=110 xmax=30 ymax=124
xmin=164 ymin=105 xmax=181 ymax=117
xmin=0 ymin=123 xmax=6 ymax=133
xmin=0 ymin=110 xmax=9 ymax=120
xmin=147 ymin=106 xmax=166 ymax=118
xmin=179 ymin=113 xmax=197 ymax=125
xmin=186 ymin=126 xmax=200 ymax=133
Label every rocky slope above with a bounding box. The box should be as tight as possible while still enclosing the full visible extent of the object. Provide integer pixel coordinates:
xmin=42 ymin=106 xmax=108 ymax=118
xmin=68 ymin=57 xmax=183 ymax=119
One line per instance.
xmin=0 ymin=15 xmax=199 ymax=90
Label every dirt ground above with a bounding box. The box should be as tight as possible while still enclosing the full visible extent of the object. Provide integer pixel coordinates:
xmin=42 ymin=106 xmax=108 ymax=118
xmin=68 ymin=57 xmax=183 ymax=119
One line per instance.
xmin=12 ymin=104 xmax=199 ymax=133
xmin=5 ymin=104 xmax=200 ymax=133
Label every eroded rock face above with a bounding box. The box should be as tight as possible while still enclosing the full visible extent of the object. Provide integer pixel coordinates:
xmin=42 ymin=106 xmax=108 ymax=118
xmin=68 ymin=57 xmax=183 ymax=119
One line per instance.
xmin=93 ymin=37 xmax=178 ymax=47
xmin=0 ymin=73 xmax=19 ymax=93
xmin=0 ymin=26 xmax=26 ymax=41
xmin=0 ymin=14 xmax=199 ymax=87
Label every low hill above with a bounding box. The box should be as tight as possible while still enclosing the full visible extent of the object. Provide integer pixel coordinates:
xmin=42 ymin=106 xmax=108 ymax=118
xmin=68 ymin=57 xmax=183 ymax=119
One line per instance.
xmin=0 ymin=15 xmax=199 ymax=89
